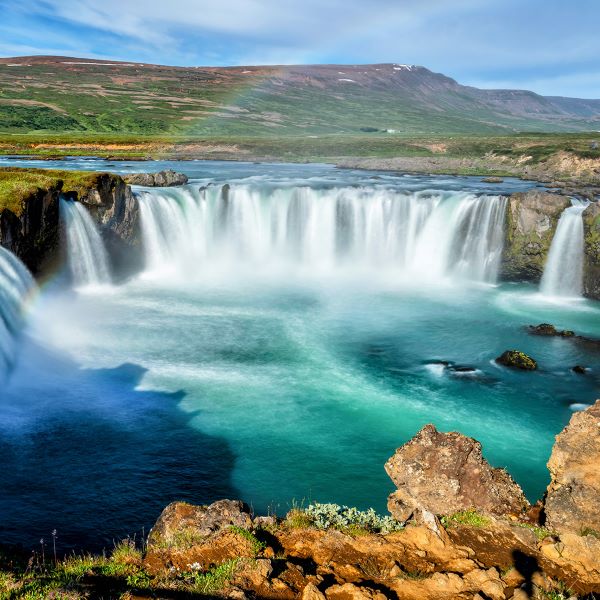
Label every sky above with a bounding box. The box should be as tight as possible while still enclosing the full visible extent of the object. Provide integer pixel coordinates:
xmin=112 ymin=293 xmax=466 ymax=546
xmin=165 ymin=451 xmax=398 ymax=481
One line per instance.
xmin=1 ymin=0 xmax=599 ymax=98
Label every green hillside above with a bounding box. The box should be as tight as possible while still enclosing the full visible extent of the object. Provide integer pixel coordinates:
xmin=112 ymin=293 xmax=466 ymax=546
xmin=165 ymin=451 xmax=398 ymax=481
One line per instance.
xmin=1 ymin=57 xmax=600 ymax=137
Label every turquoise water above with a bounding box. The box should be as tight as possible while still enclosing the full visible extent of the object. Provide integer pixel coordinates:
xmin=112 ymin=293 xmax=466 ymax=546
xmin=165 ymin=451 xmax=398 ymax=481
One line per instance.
xmin=1 ymin=160 xmax=599 ymax=551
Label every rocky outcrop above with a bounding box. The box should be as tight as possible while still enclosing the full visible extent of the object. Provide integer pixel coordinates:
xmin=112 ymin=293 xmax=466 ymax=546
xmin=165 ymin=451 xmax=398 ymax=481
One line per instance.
xmin=0 ymin=173 xmax=141 ymax=278
xmin=384 ymin=424 xmax=529 ymax=522
xmin=495 ymin=350 xmax=537 ymax=370
xmin=124 ymin=170 xmax=188 ymax=187
xmin=544 ymin=399 xmax=600 ymax=535
xmin=583 ymin=201 xmax=600 ymax=299
xmin=501 ymin=190 xmax=571 ymax=282
xmin=140 ymin=406 xmax=600 ymax=597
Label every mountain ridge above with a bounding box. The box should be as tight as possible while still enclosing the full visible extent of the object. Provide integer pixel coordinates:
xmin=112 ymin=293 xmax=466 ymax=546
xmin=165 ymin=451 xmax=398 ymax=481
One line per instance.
xmin=0 ymin=56 xmax=599 ymax=135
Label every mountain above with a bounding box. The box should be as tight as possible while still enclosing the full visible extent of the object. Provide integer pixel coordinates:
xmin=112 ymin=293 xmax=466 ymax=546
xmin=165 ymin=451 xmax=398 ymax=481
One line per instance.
xmin=0 ymin=56 xmax=599 ymax=136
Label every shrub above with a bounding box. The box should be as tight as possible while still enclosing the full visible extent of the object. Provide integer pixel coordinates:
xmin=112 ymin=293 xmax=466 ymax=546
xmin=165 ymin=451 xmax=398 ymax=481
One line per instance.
xmin=302 ymin=503 xmax=403 ymax=534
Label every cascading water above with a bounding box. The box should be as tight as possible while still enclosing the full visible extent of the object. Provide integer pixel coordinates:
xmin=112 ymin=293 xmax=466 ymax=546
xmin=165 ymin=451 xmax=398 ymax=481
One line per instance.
xmin=540 ymin=199 xmax=589 ymax=298
xmin=0 ymin=246 xmax=35 ymax=376
xmin=137 ymin=185 xmax=507 ymax=284
xmin=60 ymin=198 xmax=112 ymax=288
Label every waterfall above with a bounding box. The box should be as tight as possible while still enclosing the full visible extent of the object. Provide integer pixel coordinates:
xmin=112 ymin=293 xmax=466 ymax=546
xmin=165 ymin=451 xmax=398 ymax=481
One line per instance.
xmin=60 ymin=199 xmax=112 ymax=288
xmin=0 ymin=246 xmax=35 ymax=375
xmin=136 ymin=185 xmax=507 ymax=284
xmin=540 ymin=199 xmax=589 ymax=298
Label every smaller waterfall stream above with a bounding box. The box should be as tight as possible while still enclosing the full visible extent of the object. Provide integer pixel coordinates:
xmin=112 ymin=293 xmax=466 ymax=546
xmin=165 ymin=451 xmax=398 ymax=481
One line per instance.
xmin=0 ymin=246 xmax=35 ymax=375
xmin=540 ymin=199 xmax=589 ymax=298
xmin=60 ymin=199 xmax=112 ymax=288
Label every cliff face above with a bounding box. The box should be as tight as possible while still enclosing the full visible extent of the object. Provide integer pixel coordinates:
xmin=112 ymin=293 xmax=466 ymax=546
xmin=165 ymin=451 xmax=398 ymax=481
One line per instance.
xmin=500 ymin=190 xmax=570 ymax=283
xmin=0 ymin=185 xmax=61 ymax=275
xmin=583 ymin=201 xmax=600 ymax=299
xmin=0 ymin=173 xmax=140 ymax=278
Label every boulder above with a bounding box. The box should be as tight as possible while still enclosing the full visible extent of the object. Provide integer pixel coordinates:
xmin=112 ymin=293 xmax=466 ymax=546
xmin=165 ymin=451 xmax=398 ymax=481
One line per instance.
xmin=482 ymin=177 xmax=503 ymax=183
xmin=384 ymin=425 xmax=529 ymax=522
xmin=528 ymin=323 xmax=574 ymax=337
xmin=124 ymin=169 xmax=188 ymax=187
xmin=544 ymin=400 xmax=600 ymax=535
xmin=147 ymin=499 xmax=252 ymax=547
xmin=495 ymin=350 xmax=537 ymax=370
xmin=501 ymin=190 xmax=571 ymax=282
xmin=571 ymin=365 xmax=587 ymax=374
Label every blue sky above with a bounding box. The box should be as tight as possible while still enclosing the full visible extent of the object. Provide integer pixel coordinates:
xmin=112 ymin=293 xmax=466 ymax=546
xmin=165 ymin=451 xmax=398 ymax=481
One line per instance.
xmin=1 ymin=0 xmax=599 ymax=98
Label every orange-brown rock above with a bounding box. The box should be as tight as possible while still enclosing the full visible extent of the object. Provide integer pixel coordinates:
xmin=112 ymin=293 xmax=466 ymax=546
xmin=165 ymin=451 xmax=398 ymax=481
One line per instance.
xmin=385 ymin=425 xmax=529 ymax=521
xmin=544 ymin=399 xmax=600 ymax=535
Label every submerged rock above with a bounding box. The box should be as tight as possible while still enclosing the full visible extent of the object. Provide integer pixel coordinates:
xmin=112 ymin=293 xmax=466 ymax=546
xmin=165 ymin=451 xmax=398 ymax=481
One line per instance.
xmin=572 ymin=365 xmax=588 ymax=374
xmin=124 ymin=170 xmax=188 ymax=187
xmin=384 ymin=424 xmax=529 ymax=522
xmin=528 ymin=323 xmax=574 ymax=337
xmin=482 ymin=177 xmax=503 ymax=183
xmin=496 ymin=350 xmax=537 ymax=370
xmin=544 ymin=400 xmax=600 ymax=535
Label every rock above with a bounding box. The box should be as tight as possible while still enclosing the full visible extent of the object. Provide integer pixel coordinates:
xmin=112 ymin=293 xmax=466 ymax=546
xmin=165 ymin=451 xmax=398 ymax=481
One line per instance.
xmin=124 ymin=170 xmax=188 ymax=187
xmin=325 ymin=583 xmax=386 ymax=600
xmin=583 ymin=201 xmax=600 ymax=300
xmin=495 ymin=350 xmax=537 ymax=370
xmin=482 ymin=177 xmax=504 ymax=183
xmin=385 ymin=424 xmax=529 ymax=521
xmin=147 ymin=499 xmax=252 ymax=547
xmin=501 ymin=190 xmax=571 ymax=282
xmin=572 ymin=365 xmax=587 ymax=374
xmin=528 ymin=323 xmax=574 ymax=337
xmin=254 ymin=515 xmax=278 ymax=529
xmin=544 ymin=400 xmax=600 ymax=535
xmin=303 ymin=583 xmax=326 ymax=600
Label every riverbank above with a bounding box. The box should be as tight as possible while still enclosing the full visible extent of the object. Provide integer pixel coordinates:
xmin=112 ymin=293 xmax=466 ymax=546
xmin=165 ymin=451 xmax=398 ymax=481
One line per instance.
xmin=1 ymin=133 xmax=599 ymax=189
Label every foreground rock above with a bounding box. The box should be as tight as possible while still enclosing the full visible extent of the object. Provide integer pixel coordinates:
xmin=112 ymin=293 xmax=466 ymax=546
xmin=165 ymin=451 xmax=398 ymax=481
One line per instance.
xmin=384 ymin=424 xmax=529 ymax=522
xmin=140 ymin=404 xmax=600 ymax=597
xmin=501 ymin=190 xmax=570 ymax=282
xmin=545 ymin=399 xmax=600 ymax=535
xmin=496 ymin=350 xmax=537 ymax=370
xmin=124 ymin=169 xmax=188 ymax=186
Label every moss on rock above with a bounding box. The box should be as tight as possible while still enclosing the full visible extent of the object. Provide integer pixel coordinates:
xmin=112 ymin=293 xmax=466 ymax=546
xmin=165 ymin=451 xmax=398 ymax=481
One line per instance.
xmin=496 ymin=350 xmax=537 ymax=370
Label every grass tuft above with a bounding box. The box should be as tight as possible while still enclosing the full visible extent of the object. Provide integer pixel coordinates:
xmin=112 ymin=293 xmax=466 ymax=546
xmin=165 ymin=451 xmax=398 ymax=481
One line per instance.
xmin=441 ymin=509 xmax=490 ymax=528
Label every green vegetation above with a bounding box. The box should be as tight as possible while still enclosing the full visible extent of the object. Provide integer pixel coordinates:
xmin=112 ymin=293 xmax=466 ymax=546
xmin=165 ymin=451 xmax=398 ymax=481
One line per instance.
xmin=228 ymin=526 xmax=266 ymax=556
xmin=441 ymin=509 xmax=491 ymax=528
xmin=515 ymin=523 xmax=556 ymax=541
xmin=0 ymin=538 xmax=240 ymax=599
xmin=580 ymin=526 xmax=600 ymax=539
xmin=286 ymin=503 xmax=404 ymax=534
xmin=189 ymin=559 xmax=239 ymax=595
xmin=0 ymin=168 xmax=114 ymax=215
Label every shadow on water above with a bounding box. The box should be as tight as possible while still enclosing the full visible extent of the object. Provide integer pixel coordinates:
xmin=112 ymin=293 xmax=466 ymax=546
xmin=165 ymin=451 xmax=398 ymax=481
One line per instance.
xmin=0 ymin=345 xmax=238 ymax=554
